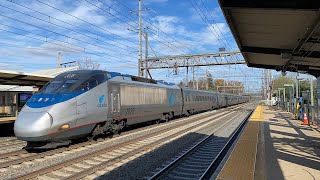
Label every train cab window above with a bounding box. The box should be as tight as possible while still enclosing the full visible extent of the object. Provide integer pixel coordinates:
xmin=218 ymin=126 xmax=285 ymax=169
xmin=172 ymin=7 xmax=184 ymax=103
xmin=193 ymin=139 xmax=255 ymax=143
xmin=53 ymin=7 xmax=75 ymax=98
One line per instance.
xmin=56 ymin=80 xmax=78 ymax=93
xmin=92 ymin=74 xmax=106 ymax=84
xmin=77 ymin=74 xmax=105 ymax=91
xmin=79 ymin=79 xmax=98 ymax=91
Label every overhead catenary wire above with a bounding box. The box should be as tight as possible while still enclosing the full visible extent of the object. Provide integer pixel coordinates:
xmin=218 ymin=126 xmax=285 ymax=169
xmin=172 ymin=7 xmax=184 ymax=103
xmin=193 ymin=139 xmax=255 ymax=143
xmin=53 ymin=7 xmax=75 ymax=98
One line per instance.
xmin=189 ymin=0 xmax=248 ymax=78
xmin=110 ymin=0 xmax=195 ymax=54
xmin=72 ymin=0 xmax=186 ymax=57
xmin=0 ymin=25 xmax=136 ymax=65
xmin=196 ymin=0 xmax=244 ymax=71
xmin=198 ymin=0 xmax=237 ymax=56
xmin=78 ymin=0 xmax=184 ymax=55
xmin=78 ymin=0 xmax=137 ymax=30
xmin=3 ymin=0 xmax=137 ymax=51
xmin=35 ymin=0 xmax=139 ymax=46
xmin=0 ymin=14 xmax=138 ymax=61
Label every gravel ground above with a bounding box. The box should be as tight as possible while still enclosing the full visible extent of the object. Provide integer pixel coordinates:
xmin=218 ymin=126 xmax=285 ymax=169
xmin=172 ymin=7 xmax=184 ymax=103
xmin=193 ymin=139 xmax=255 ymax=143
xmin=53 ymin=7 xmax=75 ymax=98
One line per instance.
xmin=2 ymin=107 xmax=232 ymax=179
xmin=94 ymin=104 xmax=255 ymax=179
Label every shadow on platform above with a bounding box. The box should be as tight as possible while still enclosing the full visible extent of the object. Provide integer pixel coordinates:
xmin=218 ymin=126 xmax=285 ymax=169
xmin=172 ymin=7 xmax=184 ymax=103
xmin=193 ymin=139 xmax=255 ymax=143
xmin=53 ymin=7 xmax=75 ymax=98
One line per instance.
xmin=261 ymin=111 xmax=320 ymax=180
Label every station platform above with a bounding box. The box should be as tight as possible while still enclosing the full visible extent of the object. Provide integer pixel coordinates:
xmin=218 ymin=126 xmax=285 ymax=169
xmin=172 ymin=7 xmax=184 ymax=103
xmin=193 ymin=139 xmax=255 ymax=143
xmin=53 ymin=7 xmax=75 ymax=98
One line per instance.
xmin=216 ymin=105 xmax=320 ymax=180
xmin=0 ymin=117 xmax=16 ymax=124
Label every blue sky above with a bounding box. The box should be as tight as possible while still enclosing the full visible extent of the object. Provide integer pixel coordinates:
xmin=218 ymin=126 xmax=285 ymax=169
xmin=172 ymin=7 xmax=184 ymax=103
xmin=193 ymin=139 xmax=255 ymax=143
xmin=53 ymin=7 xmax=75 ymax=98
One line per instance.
xmin=0 ymin=0 xmax=274 ymax=92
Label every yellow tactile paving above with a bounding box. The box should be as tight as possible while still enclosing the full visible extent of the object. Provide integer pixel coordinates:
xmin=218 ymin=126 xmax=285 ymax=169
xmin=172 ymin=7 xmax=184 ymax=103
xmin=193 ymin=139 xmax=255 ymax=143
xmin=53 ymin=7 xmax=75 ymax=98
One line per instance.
xmin=250 ymin=105 xmax=264 ymax=121
xmin=216 ymin=105 xmax=262 ymax=180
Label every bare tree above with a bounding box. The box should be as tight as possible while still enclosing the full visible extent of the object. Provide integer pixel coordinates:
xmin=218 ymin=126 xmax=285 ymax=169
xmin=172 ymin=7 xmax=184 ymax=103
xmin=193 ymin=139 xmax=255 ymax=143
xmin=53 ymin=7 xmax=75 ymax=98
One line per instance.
xmin=77 ymin=58 xmax=101 ymax=70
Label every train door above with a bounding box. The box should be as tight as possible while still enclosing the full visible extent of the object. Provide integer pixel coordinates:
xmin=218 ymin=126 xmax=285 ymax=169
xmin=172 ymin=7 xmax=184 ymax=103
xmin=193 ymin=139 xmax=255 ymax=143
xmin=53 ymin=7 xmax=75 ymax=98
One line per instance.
xmin=76 ymin=95 xmax=87 ymax=126
xmin=109 ymin=85 xmax=120 ymax=118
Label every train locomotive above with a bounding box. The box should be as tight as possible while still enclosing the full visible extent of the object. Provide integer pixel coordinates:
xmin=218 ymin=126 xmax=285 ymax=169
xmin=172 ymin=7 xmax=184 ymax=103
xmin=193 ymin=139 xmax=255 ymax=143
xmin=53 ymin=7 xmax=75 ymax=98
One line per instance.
xmin=14 ymin=70 xmax=249 ymax=148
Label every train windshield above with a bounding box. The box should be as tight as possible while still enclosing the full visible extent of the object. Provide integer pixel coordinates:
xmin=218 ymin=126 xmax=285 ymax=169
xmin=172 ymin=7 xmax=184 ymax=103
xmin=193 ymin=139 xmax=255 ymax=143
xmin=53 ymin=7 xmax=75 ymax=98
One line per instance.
xmin=38 ymin=79 xmax=79 ymax=94
xmin=55 ymin=80 xmax=78 ymax=93
xmin=38 ymin=80 xmax=63 ymax=94
xmin=38 ymin=72 xmax=107 ymax=94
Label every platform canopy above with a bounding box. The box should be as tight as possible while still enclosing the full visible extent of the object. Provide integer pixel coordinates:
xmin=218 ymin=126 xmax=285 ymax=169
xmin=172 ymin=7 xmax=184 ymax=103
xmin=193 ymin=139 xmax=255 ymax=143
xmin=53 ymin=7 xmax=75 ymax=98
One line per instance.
xmin=0 ymin=70 xmax=52 ymax=86
xmin=0 ymin=66 xmax=78 ymax=86
xmin=219 ymin=0 xmax=320 ymax=76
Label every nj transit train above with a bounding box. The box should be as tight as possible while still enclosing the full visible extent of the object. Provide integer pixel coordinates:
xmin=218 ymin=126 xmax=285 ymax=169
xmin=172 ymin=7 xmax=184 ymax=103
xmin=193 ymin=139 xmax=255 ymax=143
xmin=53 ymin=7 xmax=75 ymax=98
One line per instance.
xmin=14 ymin=70 xmax=249 ymax=148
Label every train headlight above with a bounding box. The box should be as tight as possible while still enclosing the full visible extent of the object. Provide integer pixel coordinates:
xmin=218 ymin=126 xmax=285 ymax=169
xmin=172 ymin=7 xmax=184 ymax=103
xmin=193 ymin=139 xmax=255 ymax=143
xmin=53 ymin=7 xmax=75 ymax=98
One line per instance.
xmin=60 ymin=124 xmax=70 ymax=130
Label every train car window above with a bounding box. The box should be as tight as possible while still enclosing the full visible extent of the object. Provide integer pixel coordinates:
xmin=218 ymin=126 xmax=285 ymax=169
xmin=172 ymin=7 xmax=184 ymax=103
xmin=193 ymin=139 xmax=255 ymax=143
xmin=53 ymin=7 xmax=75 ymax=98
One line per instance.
xmin=91 ymin=74 xmax=106 ymax=84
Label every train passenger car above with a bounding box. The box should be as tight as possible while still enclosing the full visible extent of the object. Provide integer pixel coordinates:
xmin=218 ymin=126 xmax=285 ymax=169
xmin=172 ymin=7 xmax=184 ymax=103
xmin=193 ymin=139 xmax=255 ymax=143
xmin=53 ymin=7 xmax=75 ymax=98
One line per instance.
xmin=108 ymin=76 xmax=183 ymax=125
xmin=181 ymin=87 xmax=218 ymax=115
xmin=218 ymin=93 xmax=228 ymax=107
xmin=228 ymin=94 xmax=238 ymax=106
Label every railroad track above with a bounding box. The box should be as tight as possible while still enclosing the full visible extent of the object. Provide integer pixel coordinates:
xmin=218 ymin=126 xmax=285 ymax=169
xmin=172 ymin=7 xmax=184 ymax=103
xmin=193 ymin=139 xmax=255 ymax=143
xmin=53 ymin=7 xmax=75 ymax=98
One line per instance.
xmin=0 ymin=138 xmax=25 ymax=154
xmin=148 ymin=110 xmax=253 ymax=180
xmin=8 ymin=105 xmax=248 ymax=180
xmin=0 ymin=139 xmax=23 ymax=147
xmin=0 ymin=104 xmax=246 ymax=169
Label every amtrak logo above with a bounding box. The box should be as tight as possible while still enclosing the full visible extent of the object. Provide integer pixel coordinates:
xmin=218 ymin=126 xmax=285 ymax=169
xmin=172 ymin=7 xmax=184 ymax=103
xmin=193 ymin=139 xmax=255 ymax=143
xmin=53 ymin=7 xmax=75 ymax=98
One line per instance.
xmin=169 ymin=93 xmax=175 ymax=107
xmin=97 ymin=95 xmax=107 ymax=108
xmin=99 ymin=95 xmax=104 ymax=103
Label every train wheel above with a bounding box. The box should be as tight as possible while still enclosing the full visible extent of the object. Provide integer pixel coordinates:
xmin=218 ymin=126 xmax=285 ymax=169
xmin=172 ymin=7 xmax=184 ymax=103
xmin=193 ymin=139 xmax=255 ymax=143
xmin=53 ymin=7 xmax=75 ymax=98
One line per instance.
xmin=89 ymin=124 xmax=105 ymax=140
xmin=161 ymin=114 xmax=169 ymax=122
xmin=111 ymin=119 xmax=126 ymax=134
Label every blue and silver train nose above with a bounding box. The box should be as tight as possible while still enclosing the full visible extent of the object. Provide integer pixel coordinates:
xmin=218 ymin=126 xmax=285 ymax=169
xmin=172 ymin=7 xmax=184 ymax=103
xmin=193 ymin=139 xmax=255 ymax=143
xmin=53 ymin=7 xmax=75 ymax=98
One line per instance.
xmin=14 ymin=111 xmax=53 ymax=141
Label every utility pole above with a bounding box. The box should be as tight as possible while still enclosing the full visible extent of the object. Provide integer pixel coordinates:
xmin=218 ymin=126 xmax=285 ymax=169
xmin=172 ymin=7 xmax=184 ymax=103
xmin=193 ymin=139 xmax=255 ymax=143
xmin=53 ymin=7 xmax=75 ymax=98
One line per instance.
xmin=138 ymin=0 xmax=143 ymax=77
xmin=296 ymin=73 xmax=299 ymax=98
xmin=196 ymin=67 xmax=199 ymax=90
xmin=262 ymin=69 xmax=265 ymax=99
xmin=268 ymin=70 xmax=271 ymax=100
xmin=186 ymin=60 xmax=189 ymax=85
xmin=206 ymin=70 xmax=209 ymax=90
xmin=145 ymin=32 xmax=148 ymax=78
xmin=192 ymin=60 xmax=195 ymax=89
xmin=58 ymin=52 xmax=62 ymax=68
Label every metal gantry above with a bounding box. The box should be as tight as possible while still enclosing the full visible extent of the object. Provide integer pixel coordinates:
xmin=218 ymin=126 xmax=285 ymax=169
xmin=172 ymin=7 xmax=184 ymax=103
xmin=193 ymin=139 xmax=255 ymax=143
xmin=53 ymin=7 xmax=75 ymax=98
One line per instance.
xmin=141 ymin=51 xmax=245 ymax=75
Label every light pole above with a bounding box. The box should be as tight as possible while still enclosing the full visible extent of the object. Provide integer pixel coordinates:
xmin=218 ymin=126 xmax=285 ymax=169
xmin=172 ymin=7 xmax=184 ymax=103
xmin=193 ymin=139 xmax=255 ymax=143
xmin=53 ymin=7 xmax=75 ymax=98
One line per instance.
xmin=310 ymin=78 xmax=314 ymax=123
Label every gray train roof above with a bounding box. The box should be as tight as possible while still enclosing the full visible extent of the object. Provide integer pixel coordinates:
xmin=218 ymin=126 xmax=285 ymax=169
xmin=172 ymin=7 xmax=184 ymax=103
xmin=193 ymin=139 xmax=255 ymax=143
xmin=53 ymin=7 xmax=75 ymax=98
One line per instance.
xmin=57 ymin=70 xmax=179 ymax=88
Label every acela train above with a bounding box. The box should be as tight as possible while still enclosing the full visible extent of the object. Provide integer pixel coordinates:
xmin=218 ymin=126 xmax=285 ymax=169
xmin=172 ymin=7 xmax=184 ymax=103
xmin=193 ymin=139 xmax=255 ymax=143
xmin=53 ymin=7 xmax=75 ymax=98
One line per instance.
xmin=14 ymin=70 xmax=249 ymax=148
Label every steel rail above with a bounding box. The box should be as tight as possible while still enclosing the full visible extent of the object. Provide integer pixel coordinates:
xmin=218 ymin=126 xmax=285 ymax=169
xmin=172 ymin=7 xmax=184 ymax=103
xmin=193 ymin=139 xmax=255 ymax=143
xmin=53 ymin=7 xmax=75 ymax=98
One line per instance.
xmin=148 ymin=110 xmax=253 ymax=180
xmin=14 ymin=109 xmax=242 ymax=180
